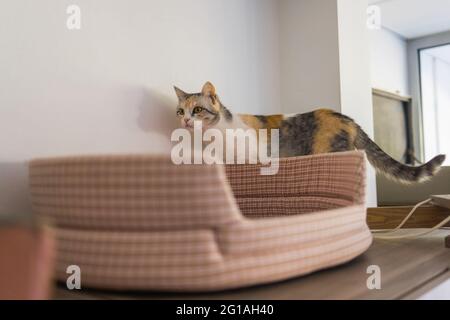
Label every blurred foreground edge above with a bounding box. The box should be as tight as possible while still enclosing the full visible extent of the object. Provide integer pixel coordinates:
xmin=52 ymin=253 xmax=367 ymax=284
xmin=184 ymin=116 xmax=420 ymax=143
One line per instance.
xmin=0 ymin=225 xmax=55 ymax=300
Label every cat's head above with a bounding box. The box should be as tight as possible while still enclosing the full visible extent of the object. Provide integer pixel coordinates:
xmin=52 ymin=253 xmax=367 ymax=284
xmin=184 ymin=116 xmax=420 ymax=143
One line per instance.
xmin=174 ymin=82 xmax=231 ymax=129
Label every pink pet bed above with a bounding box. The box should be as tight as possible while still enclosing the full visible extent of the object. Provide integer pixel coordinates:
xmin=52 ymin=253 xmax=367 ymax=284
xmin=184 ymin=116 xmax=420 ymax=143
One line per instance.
xmin=29 ymin=151 xmax=372 ymax=292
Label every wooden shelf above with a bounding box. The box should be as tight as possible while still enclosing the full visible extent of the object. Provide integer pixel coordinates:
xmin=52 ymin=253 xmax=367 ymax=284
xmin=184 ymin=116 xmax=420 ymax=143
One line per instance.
xmin=367 ymin=205 xmax=450 ymax=229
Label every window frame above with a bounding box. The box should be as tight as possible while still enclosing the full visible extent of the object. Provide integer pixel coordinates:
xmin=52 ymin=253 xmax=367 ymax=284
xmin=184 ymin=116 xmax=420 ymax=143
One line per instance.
xmin=408 ymin=31 xmax=450 ymax=164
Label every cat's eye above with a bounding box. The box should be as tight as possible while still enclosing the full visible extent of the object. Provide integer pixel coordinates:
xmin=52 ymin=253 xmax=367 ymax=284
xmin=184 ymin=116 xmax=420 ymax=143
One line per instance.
xmin=193 ymin=106 xmax=203 ymax=114
xmin=176 ymin=109 xmax=184 ymax=116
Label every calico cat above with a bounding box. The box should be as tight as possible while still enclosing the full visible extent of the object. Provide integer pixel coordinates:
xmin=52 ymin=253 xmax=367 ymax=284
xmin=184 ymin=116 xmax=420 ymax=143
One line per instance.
xmin=174 ymin=82 xmax=446 ymax=183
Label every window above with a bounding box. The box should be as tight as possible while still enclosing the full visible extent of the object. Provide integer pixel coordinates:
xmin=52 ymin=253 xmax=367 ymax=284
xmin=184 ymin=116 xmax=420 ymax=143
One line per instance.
xmin=419 ymin=44 xmax=450 ymax=165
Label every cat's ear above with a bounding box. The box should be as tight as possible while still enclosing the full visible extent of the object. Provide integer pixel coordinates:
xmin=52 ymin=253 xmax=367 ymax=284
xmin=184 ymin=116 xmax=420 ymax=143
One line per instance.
xmin=201 ymin=81 xmax=216 ymax=97
xmin=174 ymin=86 xmax=188 ymax=101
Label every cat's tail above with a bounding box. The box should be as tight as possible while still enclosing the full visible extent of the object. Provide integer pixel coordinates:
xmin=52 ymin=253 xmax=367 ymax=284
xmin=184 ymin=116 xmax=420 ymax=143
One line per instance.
xmin=354 ymin=126 xmax=445 ymax=184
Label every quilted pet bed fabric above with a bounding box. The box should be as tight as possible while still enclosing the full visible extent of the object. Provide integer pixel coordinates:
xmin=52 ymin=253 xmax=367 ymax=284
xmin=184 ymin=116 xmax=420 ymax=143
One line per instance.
xmin=29 ymin=151 xmax=372 ymax=292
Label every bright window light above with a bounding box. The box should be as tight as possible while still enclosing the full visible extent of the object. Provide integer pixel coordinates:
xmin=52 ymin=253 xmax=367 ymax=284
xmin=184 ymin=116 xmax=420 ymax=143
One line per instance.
xmin=420 ymin=45 xmax=450 ymax=165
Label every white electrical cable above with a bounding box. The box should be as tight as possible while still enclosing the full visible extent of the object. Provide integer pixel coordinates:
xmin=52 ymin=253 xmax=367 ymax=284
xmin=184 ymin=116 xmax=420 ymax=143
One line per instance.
xmin=374 ymin=216 xmax=450 ymax=239
xmin=371 ymin=198 xmax=450 ymax=240
xmin=372 ymin=198 xmax=432 ymax=234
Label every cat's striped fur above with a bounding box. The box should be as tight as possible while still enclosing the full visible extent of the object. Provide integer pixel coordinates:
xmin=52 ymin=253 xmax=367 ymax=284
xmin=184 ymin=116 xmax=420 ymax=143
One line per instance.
xmin=175 ymin=82 xmax=445 ymax=183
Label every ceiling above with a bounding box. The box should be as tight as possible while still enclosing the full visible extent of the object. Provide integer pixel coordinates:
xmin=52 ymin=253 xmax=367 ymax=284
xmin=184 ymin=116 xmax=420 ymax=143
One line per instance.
xmin=369 ymin=0 xmax=450 ymax=39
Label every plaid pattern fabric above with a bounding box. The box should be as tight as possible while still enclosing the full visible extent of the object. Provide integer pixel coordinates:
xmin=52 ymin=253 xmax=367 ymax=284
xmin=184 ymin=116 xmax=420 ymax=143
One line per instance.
xmin=29 ymin=151 xmax=372 ymax=292
xmin=30 ymin=155 xmax=242 ymax=230
xmin=225 ymin=151 xmax=366 ymax=217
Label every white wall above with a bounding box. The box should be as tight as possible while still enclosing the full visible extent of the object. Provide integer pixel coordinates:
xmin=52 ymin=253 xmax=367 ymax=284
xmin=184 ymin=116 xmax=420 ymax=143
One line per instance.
xmin=0 ymin=0 xmax=281 ymax=163
xmin=279 ymin=0 xmax=341 ymax=113
xmin=369 ymin=28 xmax=410 ymax=96
xmin=0 ymin=0 xmax=378 ymax=215
xmin=338 ymin=0 xmax=377 ymax=207
xmin=277 ymin=0 xmax=376 ymax=206
xmin=0 ymin=0 xmax=281 ymax=217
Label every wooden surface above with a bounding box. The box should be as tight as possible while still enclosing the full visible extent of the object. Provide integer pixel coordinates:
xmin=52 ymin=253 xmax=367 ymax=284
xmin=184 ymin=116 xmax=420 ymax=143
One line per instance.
xmin=367 ymin=205 xmax=450 ymax=229
xmin=53 ymin=229 xmax=450 ymax=300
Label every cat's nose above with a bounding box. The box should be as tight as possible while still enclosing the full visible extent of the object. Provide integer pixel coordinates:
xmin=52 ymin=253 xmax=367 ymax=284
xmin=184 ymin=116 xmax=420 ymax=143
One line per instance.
xmin=184 ymin=118 xmax=190 ymax=124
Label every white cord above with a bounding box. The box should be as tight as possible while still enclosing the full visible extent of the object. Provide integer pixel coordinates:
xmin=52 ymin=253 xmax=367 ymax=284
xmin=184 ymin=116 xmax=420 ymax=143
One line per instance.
xmin=371 ymin=198 xmax=450 ymax=240
xmin=372 ymin=198 xmax=432 ymax=234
